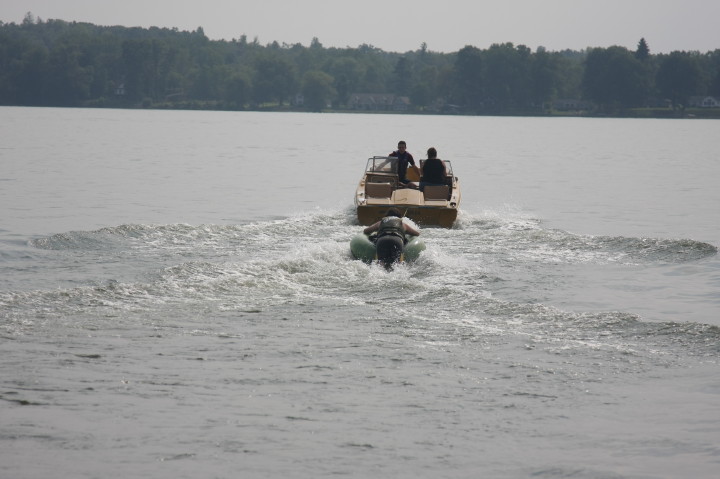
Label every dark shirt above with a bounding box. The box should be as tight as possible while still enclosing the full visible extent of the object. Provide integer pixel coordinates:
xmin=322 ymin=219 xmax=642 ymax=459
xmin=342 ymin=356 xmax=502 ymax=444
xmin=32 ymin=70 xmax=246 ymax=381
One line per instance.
xmin=421 ymin=158 xmax=446 ymax=185
xmin=378 ymin=216 xmax=405 ymax=238
xmin=389 ymin=150 xmax=415 ymax=182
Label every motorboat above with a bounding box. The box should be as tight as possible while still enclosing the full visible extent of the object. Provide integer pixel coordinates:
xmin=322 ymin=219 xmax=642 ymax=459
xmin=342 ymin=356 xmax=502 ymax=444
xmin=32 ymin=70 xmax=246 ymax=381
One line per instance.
xmin=354 ymin=156 xmax=461 ymax=228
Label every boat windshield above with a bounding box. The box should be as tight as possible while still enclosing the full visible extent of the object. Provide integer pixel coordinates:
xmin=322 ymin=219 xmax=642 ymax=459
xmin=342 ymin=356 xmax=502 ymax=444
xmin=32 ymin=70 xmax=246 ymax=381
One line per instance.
xmin=365 ymin=156 xmax=398 ymax=174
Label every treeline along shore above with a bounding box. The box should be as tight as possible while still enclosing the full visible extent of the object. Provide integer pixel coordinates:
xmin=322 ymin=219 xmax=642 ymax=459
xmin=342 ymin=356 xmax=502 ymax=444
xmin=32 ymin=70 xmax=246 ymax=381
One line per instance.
xmin=2 ymin=13 xmax=719 ymax=118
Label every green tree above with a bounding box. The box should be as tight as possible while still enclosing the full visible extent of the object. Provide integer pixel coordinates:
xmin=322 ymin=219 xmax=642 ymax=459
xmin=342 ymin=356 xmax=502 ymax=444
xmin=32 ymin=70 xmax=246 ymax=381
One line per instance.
xmin=483 ymin=43 xmax=532 ymax=111
xmin=582 ymin=46 xmax=649 ymax=111
xmin=252 ymin=54 xmax=297 ymax=105
xmin=410 ymin=65 xmax=439 ymax=109
xmin=635 ymin=38 xmax=650 ymax=61
xmin=453 ymin=45 xmax=484 ymax=110
xmin=46 ymin=40 xmax=93 ymax=105
xmin=188 ymin=44 xmax=224 ymax=101
xmin=301 ymin=70 xmax=336 ymax=111
xmin=361 ymin=63 xmax=386 ymax=93
xmin=553 ymin=52 xmax=585 ymax=100
xmin=530 ymin=47 xmax=561 ymax=108
xmin=656 ymin=51 xmax=704 ymax=108
xmin=223 ymin=71 xmax=252 ymax=108
xmin=121 ymin=39 xmax=156 ymax=102
xmin=4 ymin=16 xmax=715 ymax=116
xmin=392 ymin=56 xmax=412 ymax=95
xmin=13 ymin=44 xmax=50 ymax=105
xmin=706 ymin=50 xmax=720 ymax=96
xmin=327 ymin=57 xmax=362 ymax=105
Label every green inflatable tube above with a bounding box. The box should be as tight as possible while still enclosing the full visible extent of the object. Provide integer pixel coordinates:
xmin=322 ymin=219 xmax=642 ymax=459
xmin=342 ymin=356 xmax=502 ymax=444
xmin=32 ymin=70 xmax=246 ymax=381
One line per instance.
xmin=350 ymin=233 xmax=426 ymax=264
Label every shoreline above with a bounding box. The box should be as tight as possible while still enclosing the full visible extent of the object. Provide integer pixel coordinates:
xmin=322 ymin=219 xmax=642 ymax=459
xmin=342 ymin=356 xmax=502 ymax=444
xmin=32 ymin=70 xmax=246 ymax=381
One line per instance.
xmin=7 ymin=102 xmax=717 ymax=120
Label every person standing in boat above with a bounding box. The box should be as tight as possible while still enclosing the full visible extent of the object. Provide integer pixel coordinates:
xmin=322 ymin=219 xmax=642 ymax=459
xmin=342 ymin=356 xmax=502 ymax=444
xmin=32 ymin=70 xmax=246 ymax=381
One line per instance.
xmin=388 ymin=140 xmax=416 ymax=186
xmin=419 ymin=147 xmax=447 ymax=191
xmin=363 ymin=208 xmax=420 ymax=266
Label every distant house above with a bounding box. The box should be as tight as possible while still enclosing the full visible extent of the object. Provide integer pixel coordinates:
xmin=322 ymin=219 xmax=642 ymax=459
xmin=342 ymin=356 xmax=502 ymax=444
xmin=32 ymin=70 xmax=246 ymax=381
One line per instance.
xmin=114 ymin=83 xmax=125 ymax=96
xmin=646 ymin=97 xmax=672 ymax=108
xmin=427 ymin=99 xmax=461 ymax=114
xmin=348 ymin=93 xmax=393 ymax=110
xmin=553 ymin=98 xmax=593 ymax=111
xmin=165 ymin=89 xmax=185 ymax=101
xmin=393 ymin=96 xmax=410 ymax=111
xmin=347 ymin=93 xmax=411 ymax=111
xmin=688 ymin=96 xmax=720 ymax=108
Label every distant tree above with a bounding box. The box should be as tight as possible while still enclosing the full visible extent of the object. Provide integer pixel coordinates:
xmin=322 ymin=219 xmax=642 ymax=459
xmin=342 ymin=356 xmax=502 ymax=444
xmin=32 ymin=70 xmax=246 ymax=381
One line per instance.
xmin=453 ymin=45 xmax=484 ymax=110
xmin=656 ymin=51 xmax=704 ymax=108
xmin=121 ymin=39 xmax=157 ymax=102
xmin=22 ymin=12 xmax=36 ymax=25
xmin=193 ymin=42 xmax=226 ymax=100
xmin=360 ymin=62 xmax=388 ymax=93
xmin=530 ymin=47 xmax=561 ymax=107
xmin=392 ymin=56 xmax=412 ymax=95
xmin=2 ymin=17 xmax=716 ymax=115
xmin=301 ymin=70 xmax=336 ymax=111
xmin=582 ymin=46 xmax=649 ymax=110
xmin=635 ymin=38 xmax=650 ymax=61
xmin=483 ymin=43 xmax=532 ymax=111
xmin=707 ymin=50 xmax=720 ymax=96
xmin=12 ymin=44 xmax=50 ymax=105
xmin=252 ymin=54 xmax=297 ymax=105
xmin=410 ymin=65 xmax=439 ymax=108
xmin=45 ymin=40 xmax=93 ymax=105
xmin=224 ymin=71 xmax=252 ymax=108
xmin=328 ymin=57 xmax=362 ymax=105
xmin=292 ymin=41 xmax=323 ymax=76
xmin=559 ymin=54 xmax=585 ymax=99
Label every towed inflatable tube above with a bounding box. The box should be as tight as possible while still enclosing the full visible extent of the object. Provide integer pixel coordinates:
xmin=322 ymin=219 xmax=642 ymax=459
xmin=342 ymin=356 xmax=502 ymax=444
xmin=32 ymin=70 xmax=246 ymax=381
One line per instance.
xmin=350 ymin=233 xmax=426 ymax=264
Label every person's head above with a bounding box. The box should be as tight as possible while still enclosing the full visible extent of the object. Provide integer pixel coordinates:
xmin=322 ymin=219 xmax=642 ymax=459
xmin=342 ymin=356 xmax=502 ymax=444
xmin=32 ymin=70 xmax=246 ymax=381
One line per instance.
xmin=397 ymin=141 xmax=407 ymax=151
xmin=427 ymin=147 xmax=437 ymax=159
xmin=385 ymin=208 xmax=402 ymax=218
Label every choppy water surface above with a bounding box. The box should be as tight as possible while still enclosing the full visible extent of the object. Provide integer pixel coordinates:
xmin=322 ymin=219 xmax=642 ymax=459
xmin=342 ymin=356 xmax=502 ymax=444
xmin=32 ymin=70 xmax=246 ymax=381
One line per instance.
xmin=1 ymin=108 xmax=719 ymax=478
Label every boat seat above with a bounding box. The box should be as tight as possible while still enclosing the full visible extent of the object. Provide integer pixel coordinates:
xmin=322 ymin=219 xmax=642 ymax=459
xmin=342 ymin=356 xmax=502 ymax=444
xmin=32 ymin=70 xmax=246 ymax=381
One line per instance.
xmin=423 ymin=185 xmax=449 ymax=200
xmin=365 ymin=182 xmax=393 ymax=198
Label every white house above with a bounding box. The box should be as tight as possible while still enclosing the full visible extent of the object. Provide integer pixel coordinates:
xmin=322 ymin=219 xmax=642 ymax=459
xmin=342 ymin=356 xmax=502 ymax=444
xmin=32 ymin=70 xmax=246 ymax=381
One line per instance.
xmin=347 ymin=93 xmax=410 ymax=111
xmin=688 ymin=96 xmax=720 ymax=108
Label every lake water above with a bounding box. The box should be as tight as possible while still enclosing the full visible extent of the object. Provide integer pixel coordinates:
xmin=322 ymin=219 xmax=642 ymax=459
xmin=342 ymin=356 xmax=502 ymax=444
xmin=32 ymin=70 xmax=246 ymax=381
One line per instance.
xmin=1 ymin=107 xmax=719 ymax=478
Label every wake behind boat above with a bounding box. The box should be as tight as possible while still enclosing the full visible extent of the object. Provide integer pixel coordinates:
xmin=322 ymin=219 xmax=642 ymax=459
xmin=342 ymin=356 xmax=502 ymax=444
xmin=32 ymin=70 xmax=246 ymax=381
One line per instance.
xmin=354 ymin=156 xmax=461 ymax=228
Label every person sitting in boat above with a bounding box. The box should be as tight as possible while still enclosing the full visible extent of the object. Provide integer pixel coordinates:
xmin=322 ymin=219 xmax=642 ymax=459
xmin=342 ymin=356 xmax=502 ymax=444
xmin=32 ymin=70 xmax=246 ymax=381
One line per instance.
xmin=419 ymin=147 xmax=447 ymax=192
xmin=388 ymin=140 xmax=417 ymax=187
xmin=363 ymin=208 xmax=420 ymax=266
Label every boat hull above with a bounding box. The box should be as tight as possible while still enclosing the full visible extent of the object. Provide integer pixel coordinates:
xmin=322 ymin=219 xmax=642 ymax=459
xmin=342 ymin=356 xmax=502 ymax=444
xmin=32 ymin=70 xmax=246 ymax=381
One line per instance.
xmin=357 ymin=204 xmax=458 ymax=228
xmin=350 ymin=234 xmax=426 ymax=264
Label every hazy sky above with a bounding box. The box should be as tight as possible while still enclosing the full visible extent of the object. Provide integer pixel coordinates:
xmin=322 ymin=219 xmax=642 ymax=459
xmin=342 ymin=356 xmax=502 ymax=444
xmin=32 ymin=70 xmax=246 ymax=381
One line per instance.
xmin=2 ymin=0 xmax=718 ymax=54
